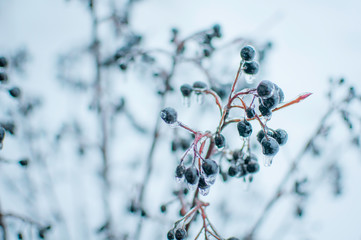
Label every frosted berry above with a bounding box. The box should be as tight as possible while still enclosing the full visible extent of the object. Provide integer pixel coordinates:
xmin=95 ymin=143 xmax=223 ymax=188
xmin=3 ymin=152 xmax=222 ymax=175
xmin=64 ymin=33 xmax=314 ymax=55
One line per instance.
xmin=246 ymin=161 xmax=260 ymax=173
xmin=175 ymin=165 xmax=185 ymax=178
xmin=175 ymin=228 xmax=186 ymax=240
xmin=160 ymin=107 xmax=177 ymax=124
xmin=243 ymin=61 xmax=259 ymax=75
xmin=245 ymin=108 xmax=255 ymax=119
xmin=185 ymin=167 xmax=199 ymax=185
xmin=257 ymin=80 xmax=275 ymax=99
xmin=258 ymin=103 xmax=272 ymax=118
xmin=275 ymin=84 xmax=284 ymax=103
xmin=261 ymin=137 xmax=279 ymax=156
xmin=240 ymin=45 xmax=256 ymax=62
xmin=0 ymin=72 xmax=8 ymax=82
xmin=0 ymin=57 xmax=7 ymax=68
xmin=180 ymin=84 xmax=193 ymax=97
xmin=213 ymin=24 xmax=222 ymax=38
xmin=192 ymin=81 xmax=207 ymax=90
xmin=9 ymin=87 xmax=21 ymax=98
xmin=256 ymin=130 xmax=274 ymax=143
xmin=214 ymin=133 xmax=225 ymax=148
xmin=0 ymin=127 xmax=5 ymax=143
xmin=160 ymin=205 xmax=167 ymax=213
xmin=274 ymin=129 xmax=288 ymax=145
xmin=227 ymin=238 xmax=240 ymax=240
xmin=198 ymin=175 xmax=209 ymax=189
xmin=202 ymin=159 xmax=219 ymax=176
xmin=228 ymin=166 xmax=239 ymax=177
xmin=260 ymin=93 xmax=279 ymax=110
xmin=167 ymin=230 xmax=175 ymax=240
xmin=237 ymin=120 xmax=252 ymax=137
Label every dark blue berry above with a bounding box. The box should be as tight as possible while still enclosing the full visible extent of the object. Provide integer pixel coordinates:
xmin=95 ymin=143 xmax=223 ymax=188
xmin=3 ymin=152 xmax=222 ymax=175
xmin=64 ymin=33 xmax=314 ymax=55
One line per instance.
xmin=257 ymin=80 xmax=275 ymax=99
xmin=0 ymin=72 xmax=8 ymax=82
xmin=185 ymin=167 xmax=199 ymax=185
xmin=202 ymin=159 xmax=219 ymax=176
xmin=228 ymin=166 xmax=239 ymax=177
xmin=193 ymin=81 xmax=207 ymax=90
xmin=236 ymin=164 xmax=247 ymax=177
xmin=246 ymin=161 xmax=260 ymax=173
xmin=260 ymin=93 xmax=279 ymax=110
xmin=261 ymin=137 xmax=279 ymax=156
xmin=180 ymin=84 xmax=193 ymax=97
xmin=258 ymin=103 xmax=272 ymax=118
xmin=275 ymin=84 xmax=284 ymax=103
xmin=198 ymin=175 xmax=209 ymax=189
xmin=245 ymin=108 xmax=256 ymax=119
xmin=175 ymin=165 xmax=185 ymax=178
xmin=214 ymin=133 xmax=225 ymax=148
xmin=243 ymin=61 xmax=259 ymax=75
xmin=160 ymin=205 xmax=167 ymax=213
xmin=227 ymin=237 xmax=240 ymax=240
xmin=213 ymin=24 xmax=222 ymax=38
xmin=167 ymin=230 xmax=175 ymax=240
xmin=256 ymin=130 xmax=274 ymax=143
xmin=0 ymin=127 xmax=5 ymax=143
xmin=244 ymin=154 xmax=258 ymax=164
xmin=0 ymin=57 xmax=8 ymax=68
xmin=274 ymin=129 xmax=288 ymax=145
xmin=237 ymin=120 xmax=252 ymax=137
xmin=18 ymin=159 xmax=29 ymax=167
xmin=175 ymin=228 xmax=187 ymax=240
xmin=240 ymin=45 xmax=256 ymax=62
xmin=160 ymin=107 xmax=177 ymax=124
xmin=9 ymin=87 xmax=21 ymax=98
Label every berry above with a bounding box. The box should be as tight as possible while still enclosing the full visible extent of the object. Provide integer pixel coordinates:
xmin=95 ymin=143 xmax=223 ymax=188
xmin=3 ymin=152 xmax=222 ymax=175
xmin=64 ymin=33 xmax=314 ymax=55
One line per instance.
xmin=260 ymin=93 xmax=279 ymax=110
xmin=185 ymin=167 xmax=199 ymax=185
xmin=175 ymin=165 xmax=185 ymax=178
xmin=237 ymin=164 xmax=247 ymax=177
xmin=214 ymin=133 xmax=225 ymax=148
xmin=274 ymin=129 xmax=288 ymax=145
xmin=0 ymin=127 xmax=5 ymax=143
xmin=244 ymin=154 xmax=258 ymax=164
xmin=228 ymin=166 xmax=239 ymax=177
xmin=261 ymin=137 xmax=279 ymax=156
xmin=237 ymin=120 xmax=252 ymax=137
xmin=119 ymin=63 xmax=127 ymax=71
xmin=0 ymin=72 xmax=8 ymax=82
xmin=0 ymin=57 xmax=8 ymax=68
xmin=18 ymin=159 xmax=29 ymax=167
xmin=212 ymin=24 xmax=222 ymax=38
xmin=243 ymin=61 xmax=259 ymax=75
xmin=180 ymin=84 xmax=193 ymax=97
xmin=202 ymin=159 xmax=219 ymax=176
xmin=275 ymin=84 xmax=284 ymax=103
xmin=246 ymin=161 xmax=260 ymax=173
xmin=256 ymin=130 xmax=274 ymax=143
xmin=258 ymin=103 xmax=272 ymax=118
xmin=167 ymin=230 xmax=175 ymax=240
xmin=198 ymin=175 xmax=209 ymax=189
xmin=9 ymin=87 xmax=21 ymax=98
xmin=245 ymin=108 xmax=255 ymax=119
xmin=175 ymin=228 xmax=187 ymax=240
xmin=160 ymin=205 xmax=167 ymax=213
xmin=240 ymin=45 xmax=256 ymax=62
xmin=192 ymin=81 xmax=207 ymax=90
xmin=160 ymin=107 xmax=178 ymax=124
xmin=257 ymin=80 xmax=275 ymax=99
xmin=227 ymin=238 xmax=240 ymax=240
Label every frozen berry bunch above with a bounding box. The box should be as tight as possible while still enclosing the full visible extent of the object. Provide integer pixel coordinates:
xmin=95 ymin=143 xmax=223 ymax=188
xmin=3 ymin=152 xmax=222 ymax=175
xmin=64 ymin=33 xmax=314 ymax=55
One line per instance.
xmin=160 ymin=45 xmax=311 ymax=239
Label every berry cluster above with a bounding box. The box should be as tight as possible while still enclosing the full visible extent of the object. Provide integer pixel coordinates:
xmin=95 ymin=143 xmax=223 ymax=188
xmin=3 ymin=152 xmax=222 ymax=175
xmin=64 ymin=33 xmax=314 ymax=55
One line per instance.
xmin=160 ymin=45 xmax=311 ymax=239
